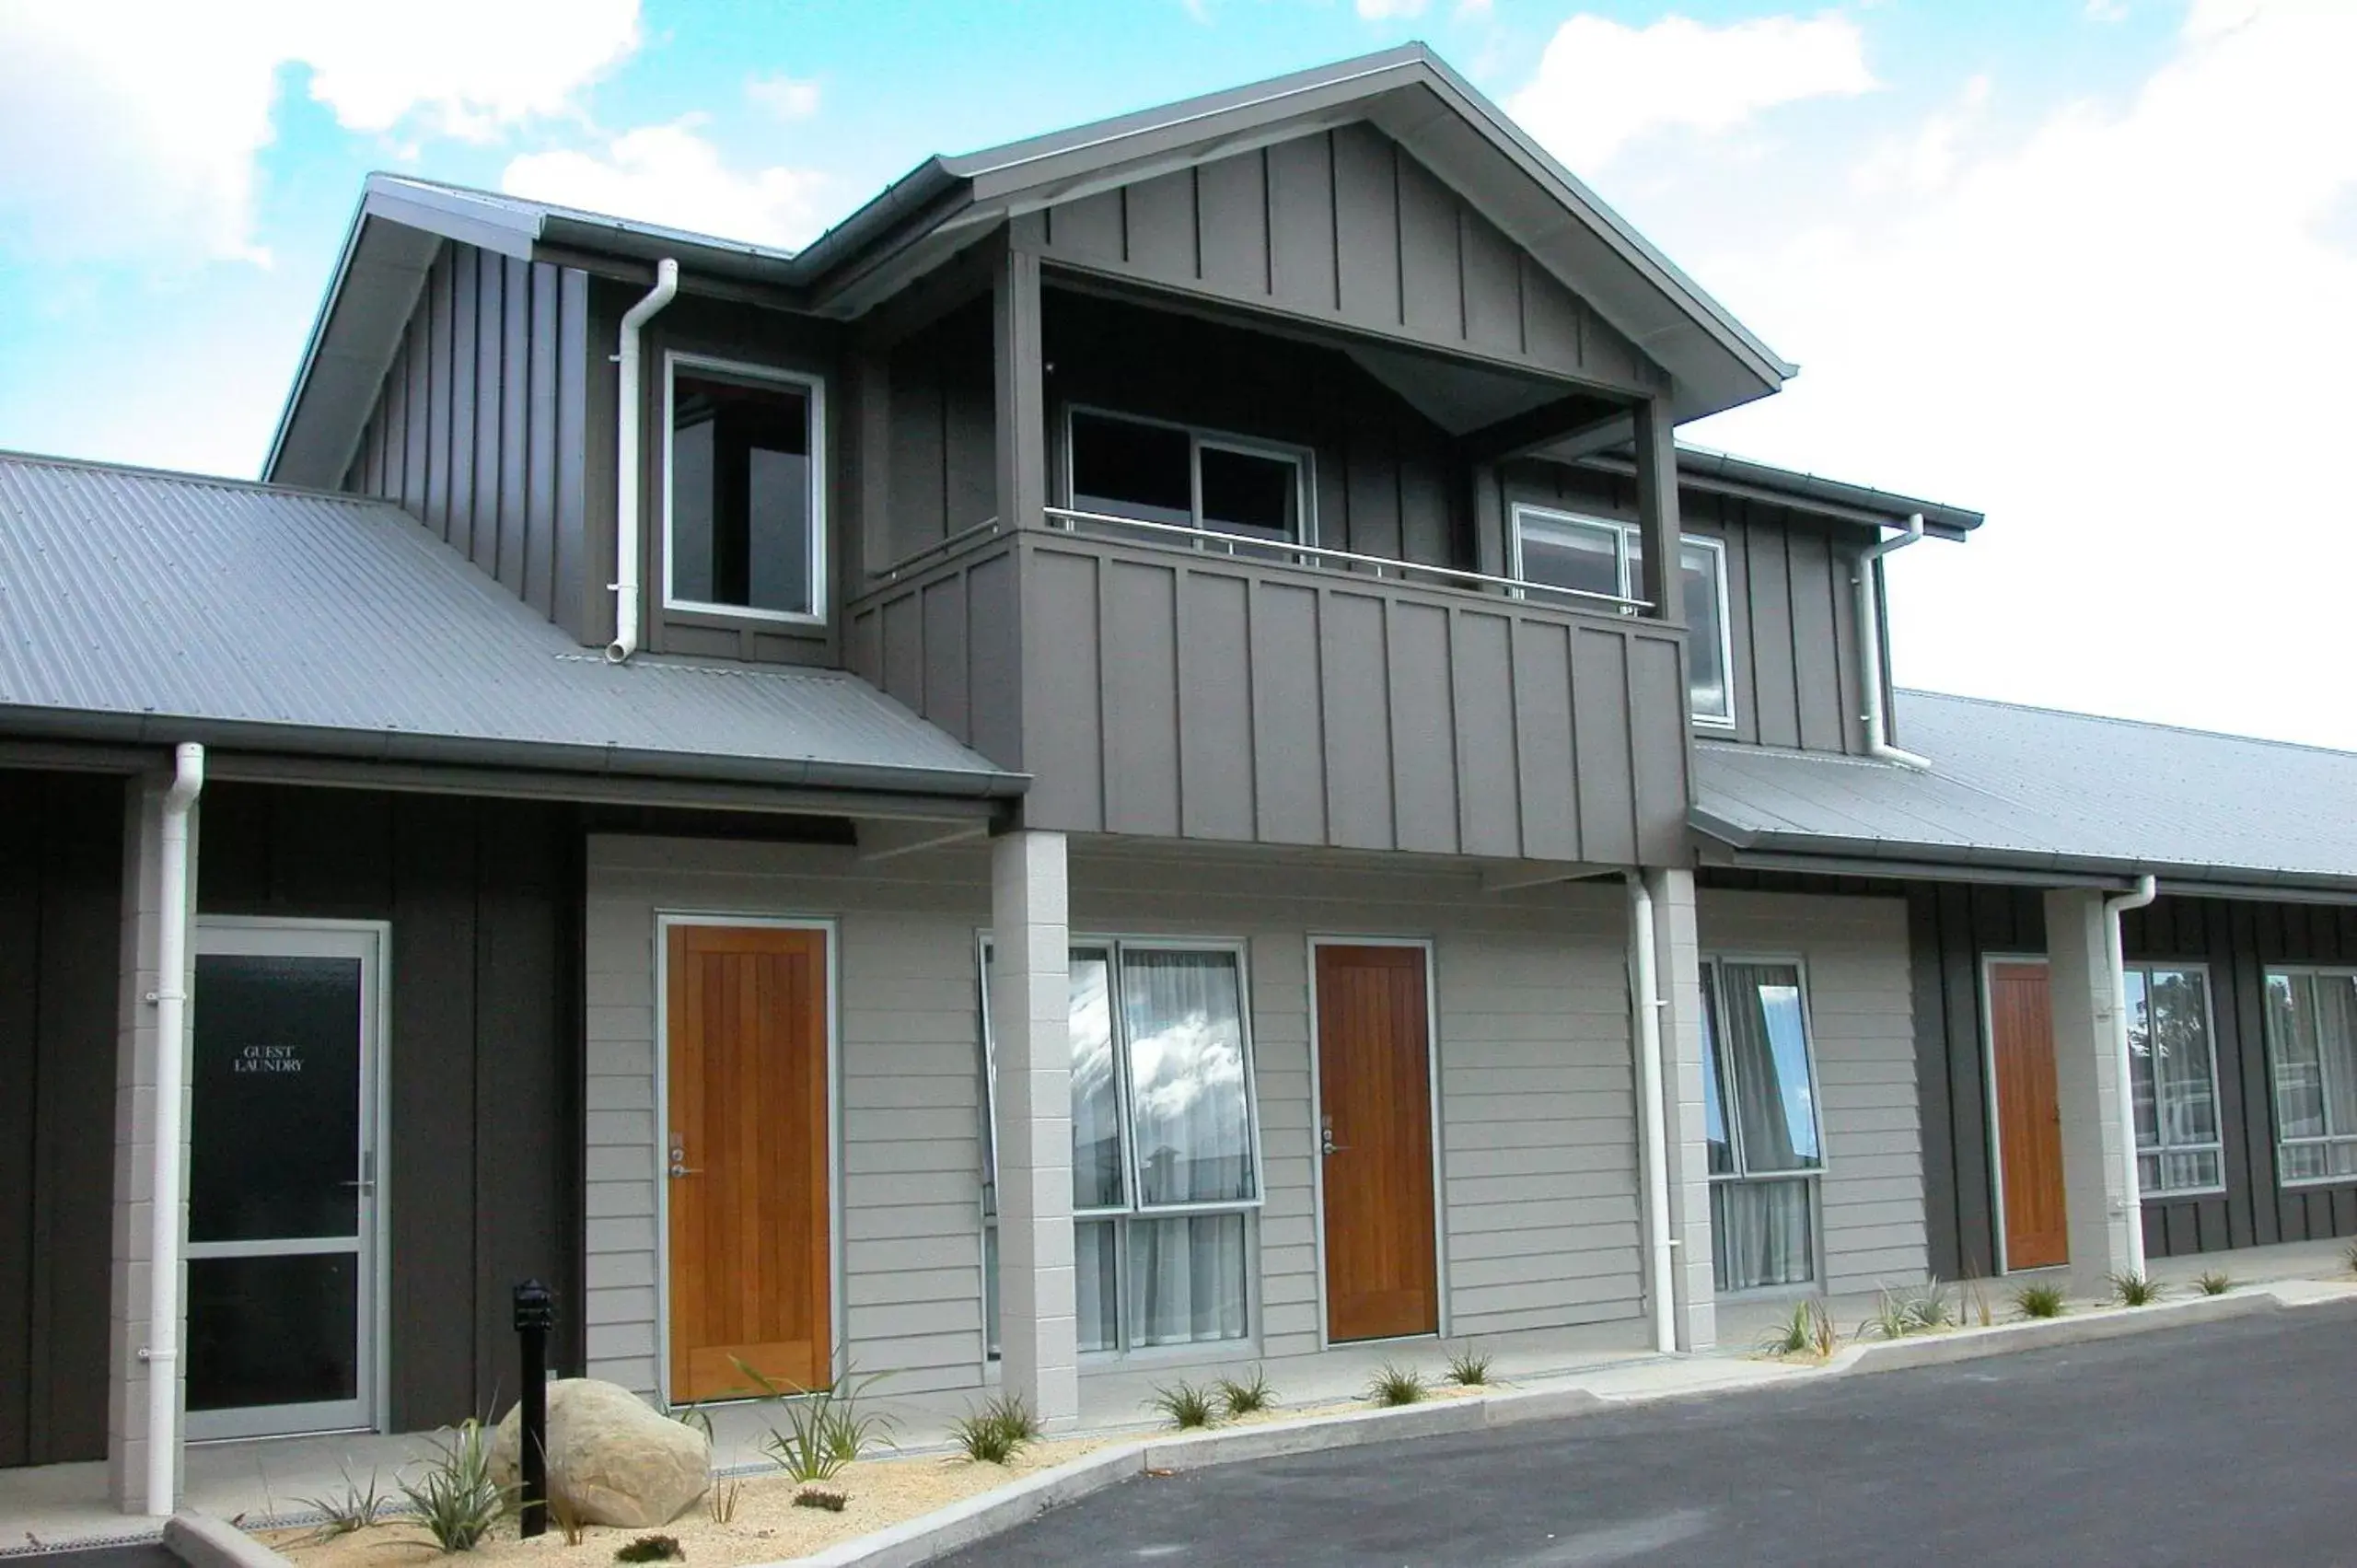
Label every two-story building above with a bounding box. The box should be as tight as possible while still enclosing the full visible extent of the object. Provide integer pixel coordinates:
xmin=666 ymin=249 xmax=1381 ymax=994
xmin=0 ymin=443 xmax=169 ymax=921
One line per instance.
xmin=6 ymin=45 xmax=2356 ymax=1519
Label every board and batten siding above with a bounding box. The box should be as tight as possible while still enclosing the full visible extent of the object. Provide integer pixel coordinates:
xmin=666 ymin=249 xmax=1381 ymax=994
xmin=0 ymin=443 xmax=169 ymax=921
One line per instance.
xmin=581 ymin=835 xmax=1649 ymax=1401
xmin=1697 ymin=889 xmax=1925 ymax=1294
xmin=1038 ymin=123 xmax=1662 ymax=397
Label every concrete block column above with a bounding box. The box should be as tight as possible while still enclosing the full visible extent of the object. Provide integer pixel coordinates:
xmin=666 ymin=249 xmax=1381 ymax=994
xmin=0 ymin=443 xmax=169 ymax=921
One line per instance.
xmin=1648 ymin=867 xmax=1718 ymax=1351
xmin=988 ymin=829 xmax=1079 ymax=1429
xmin=108 ymin=773 xmax=196 ymax=1511
xmin=2045 ymin=889 xmax=2141 ymax=1294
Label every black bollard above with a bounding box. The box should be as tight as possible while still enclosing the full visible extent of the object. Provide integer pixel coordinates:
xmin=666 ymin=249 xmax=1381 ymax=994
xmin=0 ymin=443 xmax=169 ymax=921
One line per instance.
xmin=514 ymin=1280 xmax=556 ymax=1539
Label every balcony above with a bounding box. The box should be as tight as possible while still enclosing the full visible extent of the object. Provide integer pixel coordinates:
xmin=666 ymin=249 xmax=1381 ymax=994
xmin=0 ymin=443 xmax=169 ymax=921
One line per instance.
xmin=847 ymin=508 xmax=1692 ymax=866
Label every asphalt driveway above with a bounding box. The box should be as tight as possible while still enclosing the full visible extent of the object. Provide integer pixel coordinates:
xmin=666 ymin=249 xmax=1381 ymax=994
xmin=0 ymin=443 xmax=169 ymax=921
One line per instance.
xmin=939 ymin=1299 xmax=2357 ymax=1567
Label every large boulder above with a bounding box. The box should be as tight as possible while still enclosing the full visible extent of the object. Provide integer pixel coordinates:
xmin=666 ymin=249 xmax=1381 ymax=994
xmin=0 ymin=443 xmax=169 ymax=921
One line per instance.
xmin=491 ymin=1379 xmax=710 ymax=1527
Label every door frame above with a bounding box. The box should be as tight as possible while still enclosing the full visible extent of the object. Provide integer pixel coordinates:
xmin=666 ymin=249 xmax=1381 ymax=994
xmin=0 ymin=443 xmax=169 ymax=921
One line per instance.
xmin=652 ymin=912 xmax=842 ymax=1408
xmin=185 ymin=915 xmax=391 ymax=1442
xmin=1980 ymin=952 xmax=2054 ymax=1277
xmin=1304 ymin=935 xmax=1447 ymax=1351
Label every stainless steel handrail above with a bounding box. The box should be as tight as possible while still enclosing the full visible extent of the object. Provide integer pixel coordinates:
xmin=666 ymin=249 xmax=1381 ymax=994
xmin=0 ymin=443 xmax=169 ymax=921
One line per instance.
xmin=865 ymin=516 xmax=1004 ymax=586
xmin=1039 ymin=505 xmax=1653 ymax=613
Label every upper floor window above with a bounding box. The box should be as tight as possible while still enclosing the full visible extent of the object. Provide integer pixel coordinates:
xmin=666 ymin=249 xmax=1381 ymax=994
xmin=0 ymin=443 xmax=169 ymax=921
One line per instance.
xmin=1066 ymin=407 xmax=1310 ymax=543
xmin=2125 ymin=964 xmax=2223 ymax=1195
xmin=665 ymin=355 xmax=824 ymax=623
xmin=1511 ymin=505 xmax=1734 ymax=727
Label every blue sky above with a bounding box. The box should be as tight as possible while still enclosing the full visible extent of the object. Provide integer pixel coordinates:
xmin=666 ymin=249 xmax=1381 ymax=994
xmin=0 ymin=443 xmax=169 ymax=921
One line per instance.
xmin=3 ymin=1 xmax=2351 ymax=747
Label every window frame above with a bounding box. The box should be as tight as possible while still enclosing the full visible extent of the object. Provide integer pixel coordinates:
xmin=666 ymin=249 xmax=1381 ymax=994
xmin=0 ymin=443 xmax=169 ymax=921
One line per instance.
xmin=2262 ymin=965 xmax=2357 ymax=1190
xmin=975 ymin=933 xmax=1267 ymax=1360
xmin=1699 ymin=952 xmax=1827 ymax=1294
xmin=1062 ymin=403 xmax=1317 ymax=547
xmin=1507 ymin=503 xmax=1737 ymax=729
xmin=660 ymin=351 xmax=829 ymax=628
xmin=2122 ymin=959 xmax=2227 ymax=1199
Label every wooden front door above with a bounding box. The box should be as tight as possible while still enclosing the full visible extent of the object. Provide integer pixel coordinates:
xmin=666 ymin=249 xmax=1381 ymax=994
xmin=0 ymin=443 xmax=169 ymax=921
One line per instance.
xmin=1315 ymin=944 xmax=1440 ymax=1342
xmin=1989 ymin=960 xmax=2068 ymax=1271
xmin=667 ymin=923 xmax=831 ymax=1401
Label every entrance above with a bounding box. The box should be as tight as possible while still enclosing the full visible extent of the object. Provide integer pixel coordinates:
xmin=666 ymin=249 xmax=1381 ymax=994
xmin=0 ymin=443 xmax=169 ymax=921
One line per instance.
xmin=1313 ymin=942 xmax=1440 ymax=1343
xmin=664 ymin=922 xmax=832 ymax=1402
xmin=186 ymin=923 xmax=382 ymax=1440
xmin=1988 ymin=959 xmax=2068 ymax=1272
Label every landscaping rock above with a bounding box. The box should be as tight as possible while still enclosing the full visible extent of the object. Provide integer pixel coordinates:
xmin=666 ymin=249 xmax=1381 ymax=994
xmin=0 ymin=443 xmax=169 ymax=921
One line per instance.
xmin=491 ymin=1378 xmax=710 ymax=1527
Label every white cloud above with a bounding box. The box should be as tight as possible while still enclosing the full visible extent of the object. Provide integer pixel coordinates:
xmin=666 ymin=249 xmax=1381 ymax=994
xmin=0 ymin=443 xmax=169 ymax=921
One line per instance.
xmin=2086 ymin=0 xmax=2131 ymax=20
xmin=501 ymin=120 xmax=829 ymax=250
xmin=747 ymin=74 xmax=822 ymax=121
xmin=0 ymin=0 xmax=639 ymax=264
xmin=1356 ymin=0 xmax=1427 ymax=17
xmin=1507 ymin=12 xmax=1875 ymax=171
xmin=1672 ymin=1 xmax=2357 ymax=747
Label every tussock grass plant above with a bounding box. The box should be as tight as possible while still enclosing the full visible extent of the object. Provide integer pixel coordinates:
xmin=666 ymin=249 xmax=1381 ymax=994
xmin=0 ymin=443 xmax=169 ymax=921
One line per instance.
xmin=295 ymin=1465 xmax=393 ymax=1540
xmin=398 ymin=1420 xmax=509 ymax=1554
xmin=1443 ymin=1343 xmax=1496 ymax=1386
xmin=546 ymin=1464 xmax=587 ymax=1548
xmin=2011 ymin=1282 xmax=2068 ymax=1319
xmin=1366 ymin=1363 xmax=1426 ymax=1407
xmin=2108 ymin=1272 xmax=2165 ymax=1307
xmin=1757 ymin=1299 xmax=1837 ymax=1359
xmin=2344 ymin=1240 xmax=2357 ymax=1277
xmin=1861 ymin=1277 xmax=1956 ymax=1341
xmin=2195 ymin=1270 xmax=2234 ymax=1296
xmin=950 ymin=1392 xmax=1039 ymax=1465
xmin=705 ymin=1473 xmax=742 ymax=1526
xmin=1213 ymin=1365 xmax=1276 ymax=1417
xmin=1144 ymin=1380 xmax=1219 ymax=1430
xmin=735 ymin=1360 xmax=896 ymax=1483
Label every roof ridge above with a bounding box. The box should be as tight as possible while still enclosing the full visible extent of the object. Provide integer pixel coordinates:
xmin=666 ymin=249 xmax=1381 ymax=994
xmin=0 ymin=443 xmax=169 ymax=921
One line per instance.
xmin=1898 ymin=686 xmax=2357 ymax=762
xmin=0 ymin=447 xmax=396 ymax=508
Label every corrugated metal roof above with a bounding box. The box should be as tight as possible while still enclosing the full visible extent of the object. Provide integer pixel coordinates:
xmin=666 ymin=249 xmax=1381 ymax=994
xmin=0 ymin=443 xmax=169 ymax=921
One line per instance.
xmin=0 ymin=453 xmax=1023 ymax=797
xmin=1692 ymin=691 xmax=2357 ymax=889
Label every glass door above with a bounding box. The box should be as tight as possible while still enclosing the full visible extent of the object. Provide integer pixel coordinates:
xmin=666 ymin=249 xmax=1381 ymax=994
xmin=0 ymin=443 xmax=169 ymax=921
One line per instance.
xmin=185 ymin=923 xmax=382 ymax=1440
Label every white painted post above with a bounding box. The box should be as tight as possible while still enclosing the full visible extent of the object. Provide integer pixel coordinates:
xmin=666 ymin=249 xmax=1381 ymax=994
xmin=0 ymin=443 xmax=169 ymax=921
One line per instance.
xmin=1648 ymin=867 xmax=1718 ymax=1351
xmin=988 ymin=829 xmax=1079 ymax=1428
xmin=2045 ymin=889 xmax=2142 ymax=1294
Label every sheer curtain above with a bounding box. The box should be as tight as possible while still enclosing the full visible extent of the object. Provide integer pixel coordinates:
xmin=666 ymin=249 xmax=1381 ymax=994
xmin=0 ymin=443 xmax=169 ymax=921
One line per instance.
xmin=1713 ymin=1181 xmax=1815 ymax=1292
xmin=1703 ymin=961 xmax=1822 ymax=1289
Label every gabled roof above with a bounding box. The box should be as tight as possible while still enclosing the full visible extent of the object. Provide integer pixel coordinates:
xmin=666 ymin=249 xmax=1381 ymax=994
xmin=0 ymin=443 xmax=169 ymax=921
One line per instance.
xmin=0 ymin=453 xmax=1023 ymax=799
xmin=270 ymin=44 xmax=1794 ymax=487
xmin=1692 ymin=691 xmax=2357 ymax=894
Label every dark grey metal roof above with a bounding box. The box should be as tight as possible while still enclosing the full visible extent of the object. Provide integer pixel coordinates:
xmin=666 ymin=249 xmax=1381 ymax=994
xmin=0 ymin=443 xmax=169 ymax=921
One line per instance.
xmin=1693 ymin=691 xmax=2357 ymax=893
xmin=0 ymin=453 xmax=1024 ymax=798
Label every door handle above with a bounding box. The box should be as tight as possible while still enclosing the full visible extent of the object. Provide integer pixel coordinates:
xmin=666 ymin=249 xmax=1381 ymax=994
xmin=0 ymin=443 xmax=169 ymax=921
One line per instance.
xmin=668 ymin=1163 xmax=702 ymax=1179
xmin=669 ymin=1139 xmax=700 ymax=1179
xmin=1320 ymin=1126 xmax=1348 ymax=1157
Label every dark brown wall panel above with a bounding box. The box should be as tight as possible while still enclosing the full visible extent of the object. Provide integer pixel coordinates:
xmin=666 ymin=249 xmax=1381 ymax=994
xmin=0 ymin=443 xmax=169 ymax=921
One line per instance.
xmin=196 ymin=783 xmax=582 ymax=1428
xmin=0 ymin=770 xmax=123 ymax=1468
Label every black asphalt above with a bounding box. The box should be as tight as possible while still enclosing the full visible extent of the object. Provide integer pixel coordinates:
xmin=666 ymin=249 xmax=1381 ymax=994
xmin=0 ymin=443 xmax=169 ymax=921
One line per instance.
xmin=941 ymin=1301 xmax=2357 ymax=1567
xmin=7 ymin=1549 xmax=172 ymax=1568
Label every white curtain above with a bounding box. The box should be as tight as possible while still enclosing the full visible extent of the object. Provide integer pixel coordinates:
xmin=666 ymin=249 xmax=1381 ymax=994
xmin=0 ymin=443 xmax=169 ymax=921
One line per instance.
xmin=1713 ymin=1180 xmax=1814 ymax=1291
xmin=1120 ymin=950 xmax=1252 ymax=1205
xmin=1128 ymin=1214 xmax=1248 ymax=1347
xmin=1074 ymin=1221 xmax=1119 ymax=1353
xmin=1070 ymin=951 xmax=1125 ymax=1209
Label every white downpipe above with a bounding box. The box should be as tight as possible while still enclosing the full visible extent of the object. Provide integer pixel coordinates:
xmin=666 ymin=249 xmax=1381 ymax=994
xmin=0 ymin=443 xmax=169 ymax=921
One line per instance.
xmin=1855 ymin=512 xmax=1930 ymax=770
xmin=1628 ymin=872 xmax=1678 ymax=1354
xmin=145 ymin=742 xmax=203 ymax=1516
xmin=608 ymin=257 xmax=679 ymax=663
xmin=2105 ymin=873 xmax=2159 ymax=1280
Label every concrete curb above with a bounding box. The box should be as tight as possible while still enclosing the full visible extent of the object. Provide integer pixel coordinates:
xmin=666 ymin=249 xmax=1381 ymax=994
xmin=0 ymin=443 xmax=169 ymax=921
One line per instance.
xmin=165 ymin=1512 xmax=297 ymax=1568
xmin=786 ymin=1443 xmax=1149 ymax=1568
xmin=1823 ymin=1288 xmax=2282 ymax=1376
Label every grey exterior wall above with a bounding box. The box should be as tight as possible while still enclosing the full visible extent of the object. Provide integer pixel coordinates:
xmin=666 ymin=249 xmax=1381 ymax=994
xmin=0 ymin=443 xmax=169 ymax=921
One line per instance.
xmin=0 ymin=769 xmax=122 ymax=1468
xmin=1904 ymin=885 xmax=2357 ymax=1278
xmin=879 ymin=296 xmax=997 ymax=569
xmin=196 ymin=783 xmax=585 ymax=1428
xmin=1696 ymin=889 xmax=1924 ymax=1294
xmin=581 ymin=835 xmax=1649 ymax=1402
xmin=1501 ymin=459 xmax=1872 ymax=754
xmin=1038 ymin=123 xmax=1662 ymax=397
xmin=344 ymin=241 xmax=600 ymax=644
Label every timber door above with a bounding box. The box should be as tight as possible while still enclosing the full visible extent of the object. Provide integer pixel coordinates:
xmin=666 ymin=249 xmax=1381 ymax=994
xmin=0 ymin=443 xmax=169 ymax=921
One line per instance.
xmin=666 ymin=923 xmax=831 ymax=1402
xmin=1989 ymin=960 xmax=2069 ymax=1271
xmin=1314 ymin=943 xmax=1440 ymax=1342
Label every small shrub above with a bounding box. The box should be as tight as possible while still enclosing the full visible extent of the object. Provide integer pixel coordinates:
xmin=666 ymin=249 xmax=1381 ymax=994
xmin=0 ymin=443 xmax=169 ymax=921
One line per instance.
xmin=2195 ymin=1270 xmax=2234 ymax=1296
xmin=1366 ymin=1363 xmax=1426 ymax=1407
xmin=613 ymin=1535 xmax=681 ymax=1562
xmin=1144 ymin=1380 xmax=1218 ymax=1430
xmin=295 ymin=1465 xmax=392 ymax=1540
xmin=1907 ymin=1276 xmax=1957 ymax=1330
xmin=1863 ymin=1276 xmax=1956 ymax=1341
xmin=950 ymin=1392 xmax=1039 ymax=1465
xmin=1213 ymin=1365 xmax=1276 ymax=1417
xmin=1443 ymin=1343 xmax=1495 ymax=1386
xmin=793 ymin=1487 xmax=847 ymax=1514
xmin=2108 ymin=1272 xmax=2165 ymax=1307
xmin=398 ymin=1420 xmax=509 ymax=1554
xmin=1758 ymin=1299 xmax=1836 ymax=1358
xmin=736 ymin=1359 xmax=896 ymax=1483
xmin=2012 ymin=1282 xmax=2068 ymax=1319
